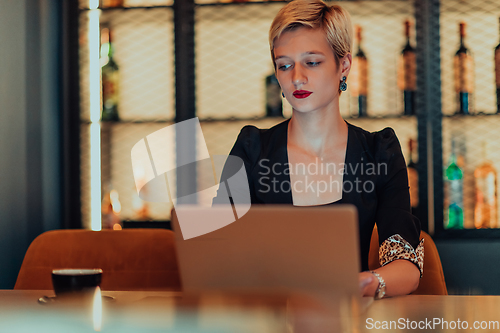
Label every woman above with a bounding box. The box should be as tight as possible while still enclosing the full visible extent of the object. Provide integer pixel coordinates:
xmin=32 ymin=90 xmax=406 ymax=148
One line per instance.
xmin=218 ymin=0 xmax=423 ymax=299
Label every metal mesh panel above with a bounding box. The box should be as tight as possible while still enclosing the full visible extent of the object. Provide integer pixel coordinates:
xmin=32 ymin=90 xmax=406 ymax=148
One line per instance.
xmin=440 ymin=0 xmax=500 ymax=116
xmin=79 ymin=4 xmax=175 ymax=228
xmin=440 ymin=0 xmax=500 ymax=229
xmin=78 ymin=5 xmax=175 ymax=122
xmin=339 ymin=1 xmax=416 ymax=118
xmin=442 ymin=117 xmax=500 ymax=229
xmin=100 ymin=8 xmax=175 ymax=121
xmin=195 ymin=3 xmax=283 ymax=119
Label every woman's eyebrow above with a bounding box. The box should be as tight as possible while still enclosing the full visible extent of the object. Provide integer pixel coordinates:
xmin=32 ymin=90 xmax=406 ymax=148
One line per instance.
xmin=274 ymin=55 xmax=290 ymax=60
xmin=275 ymin=51 xmax=325 ymax=60
xmin=303 ymin=51 xmax=325 ymax=56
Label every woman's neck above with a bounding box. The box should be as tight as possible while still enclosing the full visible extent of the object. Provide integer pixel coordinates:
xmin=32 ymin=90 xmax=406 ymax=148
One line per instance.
xmin=288 ymin=107 xmax=348 ymax=158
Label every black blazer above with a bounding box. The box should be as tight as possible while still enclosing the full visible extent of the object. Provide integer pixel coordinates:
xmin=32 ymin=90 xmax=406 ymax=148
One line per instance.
xmin=217 ymin=119 xmax=421 ymax=271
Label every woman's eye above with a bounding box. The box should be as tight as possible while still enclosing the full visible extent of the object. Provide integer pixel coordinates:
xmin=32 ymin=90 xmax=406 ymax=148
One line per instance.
xmin=278 ymin=64 xmax=292 ymax=71
xmin=307 ymin=61 xmax=321 ymax=67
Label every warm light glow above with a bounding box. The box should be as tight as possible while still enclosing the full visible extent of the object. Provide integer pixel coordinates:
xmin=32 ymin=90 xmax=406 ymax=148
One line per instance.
xmin=132 ymin=164 xmax=147 ymax=214
xmin=93 ymin=287 xmax=102 ymax=331
xmin=113 ymin=223 xmax=122 ymax=230
xmin=110 ymin=189 xmax=119 ymax=201
xmin=110 ymin=189 xmax=122 ymax=214
xmin=88 ymin=8 xmax=102 ymax=231
xmin=134 ymin=164 xmax=146 ymax=180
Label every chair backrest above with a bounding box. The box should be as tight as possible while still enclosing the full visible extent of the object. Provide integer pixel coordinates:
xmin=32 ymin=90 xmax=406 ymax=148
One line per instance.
xmin=14 ymin=229 xmax=181 ymax=291
xmin=368 ymin=228 xmax=447 ymax=295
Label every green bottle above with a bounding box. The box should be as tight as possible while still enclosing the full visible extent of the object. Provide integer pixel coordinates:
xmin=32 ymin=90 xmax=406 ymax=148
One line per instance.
xmin=445 ymin=139 xmax=464 ymax=229
xmin=101 ymin=27 xmax=120 ymax=121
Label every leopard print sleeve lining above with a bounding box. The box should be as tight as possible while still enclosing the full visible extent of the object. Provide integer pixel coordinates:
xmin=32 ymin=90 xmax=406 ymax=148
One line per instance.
xmin=379 ymin=234 xmax=424 ymax=278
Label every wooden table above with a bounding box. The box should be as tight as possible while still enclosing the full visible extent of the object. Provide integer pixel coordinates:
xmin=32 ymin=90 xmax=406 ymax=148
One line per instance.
xmin=2 ymin=290 xmax=500 ymax=332
xmin=0 ymin=290 xmax=336 ymax=333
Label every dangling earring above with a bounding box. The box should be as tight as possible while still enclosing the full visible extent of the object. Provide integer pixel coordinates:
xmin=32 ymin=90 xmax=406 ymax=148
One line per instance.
xmin=339 ymin=76 xmax=347 ymax=91
xmin=282 ymin=92 xmax=285 ymax=98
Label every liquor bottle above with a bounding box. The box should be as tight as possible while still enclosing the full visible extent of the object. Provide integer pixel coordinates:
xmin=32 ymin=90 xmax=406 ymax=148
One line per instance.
xmin=398 ymin=20 xmax=416 ymax=115
xmin=350 ymin=25 xmax=368 ymax=117
xmin=445 ymin=139 xmax=464 ymax=229
xmin=495 ymin=17 xmax=500 ymax=113
xmin=474 ymin=142 xmax=498 ymax=228
xmin=407 ymin=138 xmax=419 ymax=211
xmin=265 ymin=72 xmax=283 ymax=117
xmin=101 ymin=27 xmax=120 ymax=121
xmin=453 ymin=22 xmax=474 ymax=115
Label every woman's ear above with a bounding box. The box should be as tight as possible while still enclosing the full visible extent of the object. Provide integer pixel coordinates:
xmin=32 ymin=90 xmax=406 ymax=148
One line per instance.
xmin=341 ymin=53 xmax=352 ymax=78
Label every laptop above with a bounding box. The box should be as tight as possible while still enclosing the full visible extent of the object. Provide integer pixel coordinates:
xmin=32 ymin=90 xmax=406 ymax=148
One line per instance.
xmin=171 ymin=204 xmax=363 ymax=302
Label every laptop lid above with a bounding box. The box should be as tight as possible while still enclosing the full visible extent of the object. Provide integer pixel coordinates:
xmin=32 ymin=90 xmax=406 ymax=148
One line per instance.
xmin=171 ymin=205 xmax=360 ymax=299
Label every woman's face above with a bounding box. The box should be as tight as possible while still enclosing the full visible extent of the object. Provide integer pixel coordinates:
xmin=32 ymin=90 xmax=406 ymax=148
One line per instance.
xmin=273 ymin=27 xmax=351 ymax=114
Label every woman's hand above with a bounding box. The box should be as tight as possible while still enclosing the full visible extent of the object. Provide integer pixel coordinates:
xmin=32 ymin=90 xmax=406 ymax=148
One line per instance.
xmin=359 ymin=271 xmax=378 ymax=297
xmin=359 ymin=260 xmax=420 ymax=298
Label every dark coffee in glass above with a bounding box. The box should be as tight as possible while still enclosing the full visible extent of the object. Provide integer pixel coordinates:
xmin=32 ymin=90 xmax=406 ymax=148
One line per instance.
xmin=52 ymin=269 xmax=102 ymax=296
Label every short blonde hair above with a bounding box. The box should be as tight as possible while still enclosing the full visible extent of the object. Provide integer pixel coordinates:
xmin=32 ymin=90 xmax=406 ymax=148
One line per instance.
xmin=269 ymin=0 xmax=353 ymax=65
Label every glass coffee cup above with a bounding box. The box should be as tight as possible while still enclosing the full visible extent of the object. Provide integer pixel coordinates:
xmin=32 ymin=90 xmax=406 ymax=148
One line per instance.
xmin=51 ymin=269 xmax=103 ymax=297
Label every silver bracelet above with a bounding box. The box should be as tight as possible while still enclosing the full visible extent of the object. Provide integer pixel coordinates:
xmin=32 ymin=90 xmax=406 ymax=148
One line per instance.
xmin=370 ymin=271 xmax=386 ymax=300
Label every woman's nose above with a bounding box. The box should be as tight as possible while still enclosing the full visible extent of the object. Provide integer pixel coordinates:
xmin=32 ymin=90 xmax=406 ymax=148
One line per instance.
xmin=292 ymin=65 xmax=307 ymax=86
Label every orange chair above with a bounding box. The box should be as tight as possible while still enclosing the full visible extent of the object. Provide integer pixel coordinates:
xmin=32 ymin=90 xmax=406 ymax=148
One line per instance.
xmin=368 ymin=228 xmax=447 ymax=295
xmin=14 ymin=229 xmax=181 ymax=291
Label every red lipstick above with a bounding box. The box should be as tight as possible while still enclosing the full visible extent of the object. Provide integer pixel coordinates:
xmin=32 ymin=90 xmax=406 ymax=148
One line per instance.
xmin=293 ymin=90 xmax=312 ymax=99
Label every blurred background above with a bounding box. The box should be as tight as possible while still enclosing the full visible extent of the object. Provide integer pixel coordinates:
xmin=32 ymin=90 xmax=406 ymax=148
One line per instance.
xmin=1 ymin=0 xmax=500 ymax=294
